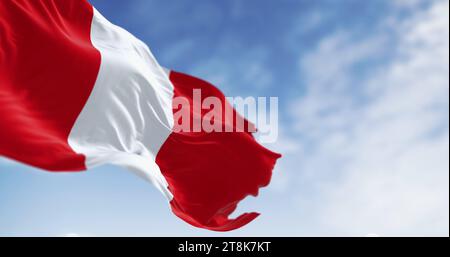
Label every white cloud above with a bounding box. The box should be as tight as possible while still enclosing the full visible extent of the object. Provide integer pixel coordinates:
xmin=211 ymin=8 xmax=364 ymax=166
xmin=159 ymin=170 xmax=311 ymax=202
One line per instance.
xmin=290 ymin=0 xmax=449 ymax=236
xmin=60 ymin=233 xmax=92 ymax=237
xmin=62 ymin=233 xmax=82 ymax=237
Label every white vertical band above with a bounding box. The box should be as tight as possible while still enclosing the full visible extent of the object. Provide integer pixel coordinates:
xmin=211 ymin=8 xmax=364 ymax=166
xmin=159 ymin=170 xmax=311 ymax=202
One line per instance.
xmin=68 ymin=9 xmax=174 ymax=199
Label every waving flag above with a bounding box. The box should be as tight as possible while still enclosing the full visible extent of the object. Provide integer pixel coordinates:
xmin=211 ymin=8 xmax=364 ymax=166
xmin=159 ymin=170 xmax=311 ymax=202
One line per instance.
xmin=0 ymin=0 xmax=280 ymax=231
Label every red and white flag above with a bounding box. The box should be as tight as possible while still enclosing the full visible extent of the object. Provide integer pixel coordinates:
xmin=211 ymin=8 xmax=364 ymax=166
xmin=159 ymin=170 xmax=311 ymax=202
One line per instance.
xmin=0 ymin=0 xmax=280 ymax=231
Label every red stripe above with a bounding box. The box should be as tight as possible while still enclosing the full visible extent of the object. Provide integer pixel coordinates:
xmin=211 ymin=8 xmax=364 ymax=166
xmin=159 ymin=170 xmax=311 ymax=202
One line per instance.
xmin=0 ymin=0 xmax=100 ymax=171
xmin=157 ymin=71 xmax=281 ymax=231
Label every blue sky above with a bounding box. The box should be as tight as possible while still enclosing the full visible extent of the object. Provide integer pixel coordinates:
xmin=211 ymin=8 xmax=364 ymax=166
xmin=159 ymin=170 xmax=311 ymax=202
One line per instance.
xmin=0 ymin=0 xmax=448 ymax=236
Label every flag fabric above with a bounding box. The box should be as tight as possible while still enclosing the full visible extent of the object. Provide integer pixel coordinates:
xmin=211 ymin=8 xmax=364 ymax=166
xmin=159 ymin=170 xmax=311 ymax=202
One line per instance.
xmin=0 ymin=0 xmax=281 ymax=231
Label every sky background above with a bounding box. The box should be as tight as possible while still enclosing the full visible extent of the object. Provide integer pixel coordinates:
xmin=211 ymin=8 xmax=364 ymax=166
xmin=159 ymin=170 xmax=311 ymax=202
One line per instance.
xmin=0 ymin=0 xmax=448 ymax=236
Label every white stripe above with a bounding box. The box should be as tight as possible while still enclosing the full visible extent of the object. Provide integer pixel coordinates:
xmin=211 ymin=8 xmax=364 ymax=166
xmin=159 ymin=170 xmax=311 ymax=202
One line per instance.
xmin=68 ymin=8 xmax=174 ymax=199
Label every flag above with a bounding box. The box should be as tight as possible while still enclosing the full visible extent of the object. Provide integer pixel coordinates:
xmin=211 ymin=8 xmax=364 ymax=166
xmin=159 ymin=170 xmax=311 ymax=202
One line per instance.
xmin=0 ymin=0 xmax=281 ymax=231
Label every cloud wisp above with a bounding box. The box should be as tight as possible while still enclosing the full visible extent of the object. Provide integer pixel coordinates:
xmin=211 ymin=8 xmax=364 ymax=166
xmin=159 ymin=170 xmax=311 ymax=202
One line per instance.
xmin=289 ymin=0 xmax=449 ymax=236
